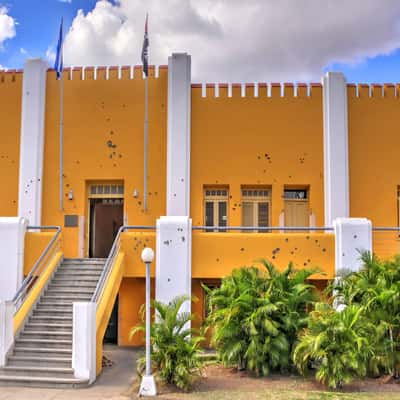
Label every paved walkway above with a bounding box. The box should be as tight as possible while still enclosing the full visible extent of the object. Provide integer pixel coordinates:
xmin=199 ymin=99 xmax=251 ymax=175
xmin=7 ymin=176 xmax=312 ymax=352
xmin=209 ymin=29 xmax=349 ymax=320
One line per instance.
xmin=0 ymin=345 xmax=140 ymax=400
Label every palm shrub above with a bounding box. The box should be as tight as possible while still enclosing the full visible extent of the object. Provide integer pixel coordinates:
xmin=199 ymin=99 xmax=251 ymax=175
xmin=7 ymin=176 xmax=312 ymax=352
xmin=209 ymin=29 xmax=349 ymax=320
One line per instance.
xmin=129 ymin=295 xmax=204 ymax=391
xmin=333 ymin=252 xmax=400 ymax=376
xmin=293 ymin=302 xmax=376 ymax=388
xmin=205 ymin=261 xmax=317 ymax=376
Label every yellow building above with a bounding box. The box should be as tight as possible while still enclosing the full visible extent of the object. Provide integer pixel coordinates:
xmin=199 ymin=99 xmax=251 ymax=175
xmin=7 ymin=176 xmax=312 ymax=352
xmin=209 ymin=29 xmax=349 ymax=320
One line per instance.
xmin=0 ymin=54 xmax=397 ymax=386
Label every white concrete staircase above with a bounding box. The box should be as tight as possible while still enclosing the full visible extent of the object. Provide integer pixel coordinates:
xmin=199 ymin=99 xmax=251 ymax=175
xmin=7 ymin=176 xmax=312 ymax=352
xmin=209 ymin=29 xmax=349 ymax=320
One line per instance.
xmin=0 ymin=258 xmax=105 ymax=388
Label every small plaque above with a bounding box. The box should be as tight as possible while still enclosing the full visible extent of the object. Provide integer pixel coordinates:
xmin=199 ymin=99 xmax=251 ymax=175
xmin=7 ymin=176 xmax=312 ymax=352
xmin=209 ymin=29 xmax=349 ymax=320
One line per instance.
xmin=64 ymin=215 xmax=78 ymax=227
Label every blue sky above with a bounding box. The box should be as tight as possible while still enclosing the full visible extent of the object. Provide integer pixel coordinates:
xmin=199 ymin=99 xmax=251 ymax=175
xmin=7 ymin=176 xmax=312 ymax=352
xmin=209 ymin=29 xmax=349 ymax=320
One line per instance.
xmin=0 ymin=0 xmax=97 ymax=69
xmin=2 ymin=1 xmax=400 ymax=83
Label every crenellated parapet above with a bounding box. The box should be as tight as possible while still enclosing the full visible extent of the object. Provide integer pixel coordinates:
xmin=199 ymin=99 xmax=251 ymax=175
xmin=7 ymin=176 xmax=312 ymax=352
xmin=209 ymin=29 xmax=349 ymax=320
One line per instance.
xmin=46 ymin=64 xmax=168 ymax=81
xmin=191 ymin=82 xmax=322 ymax=98
xmin=0 ymin=69 xmax=23 ymax=85
xmin=347 ymin=83 xmax=400 ymax=98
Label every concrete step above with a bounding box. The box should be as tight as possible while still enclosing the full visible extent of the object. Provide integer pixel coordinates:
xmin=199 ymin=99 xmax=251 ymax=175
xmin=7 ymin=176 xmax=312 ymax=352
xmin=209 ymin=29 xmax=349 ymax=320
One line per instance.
xmin=40 ymin=294 xmax=92 ymax=301
xmin=36 ymin=303 xmax=72 ymax=311
xmin=49 ymin=283 xmax=97 ymax=290
xmin=0 ymin=365 xmax=74 ymax=378
xmin=13 ymin=347 xmax=71 ymax=358
xmin=63 ymin=257 xmax=105 ymax=264
xmin=58 ymin=264 xmax=104 ymax=270
xmin=0 ymin=374 xmax=89 ymax=388
xmin=25 ymin=322 xmax=72 ymax=332
xmin=52 ymin=276 xmax=100 ymax=282
xmin=20 ymin=331 xmax=72 ymax=341
xmin=32 ymin=309 xmax=73 ymax=318
xmin=29 ymin=315 xmax=72 ymax=324
xmin=36 ymin=301 xmax=73 ymax=311
xmin=62 ymin=263 xmax=104 ymax=268
xmin=7 ymin=355 xmax=72 ymax=368
xmin=15 ymin=338 xmax=72 ymax=349
xmin=46 ymin=288 xmax=94 ymax=294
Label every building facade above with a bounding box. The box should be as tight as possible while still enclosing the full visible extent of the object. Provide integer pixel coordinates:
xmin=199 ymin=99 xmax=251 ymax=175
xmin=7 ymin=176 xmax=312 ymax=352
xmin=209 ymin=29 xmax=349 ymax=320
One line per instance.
xmin=1 ymin=54 xmax=400 ymax=350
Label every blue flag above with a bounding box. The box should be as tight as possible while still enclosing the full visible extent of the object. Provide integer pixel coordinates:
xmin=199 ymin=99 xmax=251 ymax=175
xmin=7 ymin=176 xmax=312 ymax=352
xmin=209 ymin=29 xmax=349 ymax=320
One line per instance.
xmin=54 ymin=19 xmax=64 ymax=79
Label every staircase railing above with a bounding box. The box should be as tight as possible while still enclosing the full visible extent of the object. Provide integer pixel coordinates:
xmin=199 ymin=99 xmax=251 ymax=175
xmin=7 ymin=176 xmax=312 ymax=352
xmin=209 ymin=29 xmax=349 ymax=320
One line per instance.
xmin=12 ymin=225 xmax=61 ymax=312
xmin=91 ymin=225 xmax=156 ymax=304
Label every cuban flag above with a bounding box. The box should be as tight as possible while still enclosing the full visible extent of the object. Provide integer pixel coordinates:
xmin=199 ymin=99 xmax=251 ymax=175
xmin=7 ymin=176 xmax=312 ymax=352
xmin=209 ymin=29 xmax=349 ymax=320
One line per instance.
xmin=141 ymin=14 xmax=149 ymax=77
xmin=54 ymin=19 xmax=64 ymax=79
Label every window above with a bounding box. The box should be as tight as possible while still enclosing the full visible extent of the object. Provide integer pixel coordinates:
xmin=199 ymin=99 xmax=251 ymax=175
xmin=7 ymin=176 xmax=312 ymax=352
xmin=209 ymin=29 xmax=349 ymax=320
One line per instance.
xmin=88 ymin=183 xmax=124 ymax=198
xmin=204 ymin=188 xmax=228 ymax=232
xmin=284 ymin=188 xmax=309 ymax=228
xmin=241 ymin=187 xmax=270 ymax=231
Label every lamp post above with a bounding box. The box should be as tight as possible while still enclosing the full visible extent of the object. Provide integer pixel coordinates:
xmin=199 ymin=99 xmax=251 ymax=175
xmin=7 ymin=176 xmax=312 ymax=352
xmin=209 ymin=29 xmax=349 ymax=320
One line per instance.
xmin=139 ymin=247 xmax=157 ymax=397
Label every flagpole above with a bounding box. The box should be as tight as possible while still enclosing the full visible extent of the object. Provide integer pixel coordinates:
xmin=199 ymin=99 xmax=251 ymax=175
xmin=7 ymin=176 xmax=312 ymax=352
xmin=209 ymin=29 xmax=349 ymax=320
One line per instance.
xmin=143 ymin=74 xmax=148 ymax=211
xmin=59 ymin=59 xmax=64 ymax=211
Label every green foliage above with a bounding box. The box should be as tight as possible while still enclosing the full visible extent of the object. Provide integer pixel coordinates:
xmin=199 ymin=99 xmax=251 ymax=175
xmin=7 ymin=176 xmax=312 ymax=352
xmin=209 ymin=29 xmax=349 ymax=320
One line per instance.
xmin=205 ymin=261 xmax=317 ymax=376
xmin=333 ymin=252 xmax=400 ymax=376
xmin=295 ymin=251 xmax=400 ymax=389
xmin=293 ymin=302 xmax=376 ymax=388
xmin=129 ymin=295 xmax=204 ymax=391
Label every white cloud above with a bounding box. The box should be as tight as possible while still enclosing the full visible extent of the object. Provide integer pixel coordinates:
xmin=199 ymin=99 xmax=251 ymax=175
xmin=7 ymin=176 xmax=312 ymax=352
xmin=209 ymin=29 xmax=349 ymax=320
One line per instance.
xmin=20 ymin=47 xmax=27 ymax=55
xmin=63 ymin=0 xmax=400 ymax=81
xmin=0 ymin=7 xmax=16 ymax=49
xmin=46 ymin=46 xmax=56 ymax=64
xmin=59 ymin=0 xmax=72 ymax=3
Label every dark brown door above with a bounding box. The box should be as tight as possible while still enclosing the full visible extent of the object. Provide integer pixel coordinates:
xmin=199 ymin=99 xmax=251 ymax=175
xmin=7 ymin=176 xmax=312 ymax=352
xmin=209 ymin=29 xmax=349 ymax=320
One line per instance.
xmin=89 ymin=199 xmax=123 ymax=258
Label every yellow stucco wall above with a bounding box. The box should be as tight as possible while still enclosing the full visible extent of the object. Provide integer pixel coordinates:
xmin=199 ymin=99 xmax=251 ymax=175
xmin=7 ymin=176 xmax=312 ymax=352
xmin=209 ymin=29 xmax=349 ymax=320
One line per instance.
xmin=41 ymin=66 xmax=167 ymax=257
xmin=120 ymin=231 xmax=156 ymax=277
xmin=348 ymin=84 xmax=400 ymax=258
xmin=23 ymin=231 xmax=56 ymax=275
xmin=192 ymin=232 xmax=334 ymax=280
xmin=190 ymin=83 xmax=325 ymax=227
xmin=0 ymin=71 xmax=22 ymax=216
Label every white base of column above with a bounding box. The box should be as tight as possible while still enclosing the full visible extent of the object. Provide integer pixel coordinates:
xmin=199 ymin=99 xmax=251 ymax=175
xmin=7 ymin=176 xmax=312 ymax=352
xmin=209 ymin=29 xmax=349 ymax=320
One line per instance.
xmin=0 ymin=217 xmax=28 ymax=302
xmin=333 ymin=217 xmax=372 ymax=275
xmin=156 ymin=216 xmax=192 ymax=315
xmin=0 ymin=301 xmax=14 ymax=367
xmin=72 ymin=302 xmax=96 ymax=383
xmin=139 ymin=375 xmax=157 ymax=396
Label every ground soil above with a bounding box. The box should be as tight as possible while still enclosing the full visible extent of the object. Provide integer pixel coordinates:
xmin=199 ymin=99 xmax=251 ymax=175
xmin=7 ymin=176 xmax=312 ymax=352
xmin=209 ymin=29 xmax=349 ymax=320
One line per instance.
xmin=151 ymin=364 xmax=400 ymax=399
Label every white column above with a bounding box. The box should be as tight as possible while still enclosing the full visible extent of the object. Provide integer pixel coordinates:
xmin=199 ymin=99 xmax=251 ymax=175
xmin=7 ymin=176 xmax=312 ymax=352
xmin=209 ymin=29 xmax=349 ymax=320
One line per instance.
xmin=0 ymin=217 xmax=28 ymax=301
xmin=333 ymin=218 xmax=372 ymax=275
xmin=167 ymin=53 xmax=191 ymax=216
xmin=0 ymin=301 xmax=14 ymax=367
xmin=18 ymin=58 xmax=48 ymax=225
xmin=72 ymin=302 xmax=96 ymax=383
xmin=156 ymin=216 xmax=192 ymax=314
xmin=322 ymin=72 xmax=349 ymax=226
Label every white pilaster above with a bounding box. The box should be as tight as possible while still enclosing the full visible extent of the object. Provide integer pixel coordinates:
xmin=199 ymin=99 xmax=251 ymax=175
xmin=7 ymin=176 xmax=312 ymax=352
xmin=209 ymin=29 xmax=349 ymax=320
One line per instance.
xmin=0 ymin=301 xmax=14 ymax=367
xmin=322 ymin=72 xmax=349 ymax=226
xmin=333 ymin=218 xmax=372 ymax=275
xmin=156 ymin=216 xmax=192 ymax=314
xmin=72 ymin=302 xmax=96 ymax=383
xmin=0 ymin=217 xmax=28 ymax=301
xmin=18 ymin=58 xmax=48 ymax=225
xmin=167 ymin=53 xmax=191 ymax=216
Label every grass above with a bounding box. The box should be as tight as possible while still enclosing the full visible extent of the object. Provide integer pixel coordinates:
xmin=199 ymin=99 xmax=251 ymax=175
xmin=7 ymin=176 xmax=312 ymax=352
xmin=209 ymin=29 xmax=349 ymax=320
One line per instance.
xmin=162 ymin=390 xmax=400 ymax=400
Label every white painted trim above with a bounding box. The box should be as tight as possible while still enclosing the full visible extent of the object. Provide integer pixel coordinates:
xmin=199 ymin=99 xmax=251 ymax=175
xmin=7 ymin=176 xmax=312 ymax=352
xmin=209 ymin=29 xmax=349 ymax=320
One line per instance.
xmin=0 ymin=217 xmax=28 ymax=301
xmin=166 ymin=53 xmax=191 ymax=216
xmin=72 ymin=302 xmax=96 ymax=383
xmin=0 ymin=301 xmax=14 ymax=367
xmin=333 ymin=218 xmax=372 ymax=275
xmin=322 ymin=72 xmax=349 ymax=226
xmin=156 ymin=216 xmax=192 ymax=316
xmin=18 ymin=58 xmax=48 ymax=225
xmin=78 ymin=216 xmax=85 ymax=258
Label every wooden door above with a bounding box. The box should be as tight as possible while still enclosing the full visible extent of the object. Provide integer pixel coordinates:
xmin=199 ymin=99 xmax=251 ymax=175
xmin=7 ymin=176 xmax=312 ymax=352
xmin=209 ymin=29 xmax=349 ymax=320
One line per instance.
xmin=284 ymin=200 xmax=309 ymax=227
